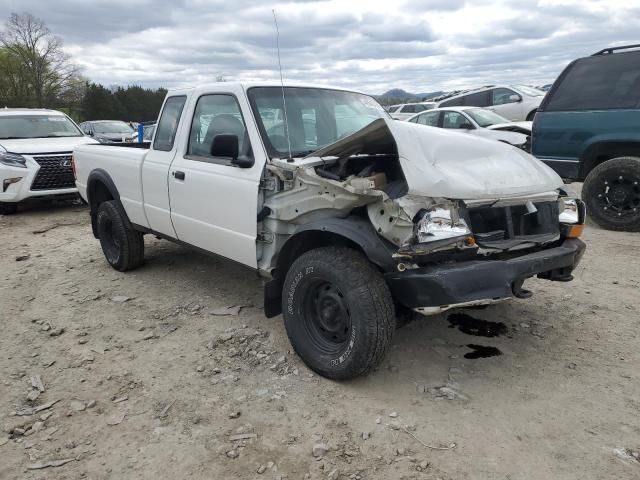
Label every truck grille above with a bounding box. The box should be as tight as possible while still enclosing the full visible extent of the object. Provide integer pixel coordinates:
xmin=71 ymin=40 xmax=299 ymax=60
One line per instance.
xmin=31 ymin=154 xmax=75 ymax=191
xmin=467 ymin=201 xmax=560 ymax=249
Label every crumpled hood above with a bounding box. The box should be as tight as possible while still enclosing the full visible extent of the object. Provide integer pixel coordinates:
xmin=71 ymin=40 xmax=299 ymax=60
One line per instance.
xmin=385 ymin=119 xmax=562 ymax=200
xmin=0 ymin=136 xmax=97 ymax=154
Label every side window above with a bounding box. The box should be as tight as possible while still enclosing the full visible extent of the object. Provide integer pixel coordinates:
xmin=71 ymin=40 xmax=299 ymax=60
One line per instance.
xmin=413 ymin=104 xmax=426 ymax=113
xmin=463 ymin=91 xmax=490 ymax=107
xmin=187 ymin=94 xmax=250 ymax=161
xmin=416 ymin=111 xmax=440 ymax=126
xmin=401 ymin=105 xmax=415 ymax=113
xmin=442 ymin=111 xmax=468 ymax=129
xmin=153 ymin=96 xmax=186 ymax=151
xmin=492 ymin=88 xmax=519 ymax=106
xmin=545 ymin=52 xmax=640 ymax=111
xmin=440 ymin=96 xmax=463 ymax=107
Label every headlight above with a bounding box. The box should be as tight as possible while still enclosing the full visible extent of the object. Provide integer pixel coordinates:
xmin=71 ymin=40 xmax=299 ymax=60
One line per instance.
xmin=416 ymin=207 xmax=472 ymax=243
xmin=558 ymin=198 xmax=586 ymax=238
xmin=0 ymin=151 xmax=27 ymax=168
xmin=558 ymin=198 xmax=580 ymax=224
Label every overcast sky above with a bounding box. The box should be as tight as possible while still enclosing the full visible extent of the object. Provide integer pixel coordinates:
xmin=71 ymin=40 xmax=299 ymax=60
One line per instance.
xmin=0 ymin=0 xmax=637 ymax=95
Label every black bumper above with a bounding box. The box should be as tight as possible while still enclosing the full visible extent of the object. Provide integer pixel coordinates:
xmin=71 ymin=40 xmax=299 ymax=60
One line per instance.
xmin=386 ymin=238 xmax=586 ymax=309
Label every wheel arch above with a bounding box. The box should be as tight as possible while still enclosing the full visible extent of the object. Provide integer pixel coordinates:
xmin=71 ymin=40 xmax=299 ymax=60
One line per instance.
xmin=86 ymin=169 xmax=131 ymax=238
xmin=580 ymin=141 xmax=640 ymax=180
xmin=263 ymin=216 xmax=397 ymax=318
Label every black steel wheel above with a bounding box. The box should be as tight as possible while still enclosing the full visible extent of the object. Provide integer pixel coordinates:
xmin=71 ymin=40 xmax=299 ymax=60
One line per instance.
xmin=583 ymin=156 xmax=640 ymax=232
xmin=282 ymin=246 xmax=395 ymax=380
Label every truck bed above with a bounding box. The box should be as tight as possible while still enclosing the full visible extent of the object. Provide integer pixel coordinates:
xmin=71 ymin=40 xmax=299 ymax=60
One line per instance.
xmin=74 ymin=143 xmax=150 ymax=228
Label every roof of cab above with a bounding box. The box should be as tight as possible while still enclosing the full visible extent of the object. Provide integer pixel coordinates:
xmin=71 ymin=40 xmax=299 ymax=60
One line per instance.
xmin=166 ymin=81 xmax=368 ymax=96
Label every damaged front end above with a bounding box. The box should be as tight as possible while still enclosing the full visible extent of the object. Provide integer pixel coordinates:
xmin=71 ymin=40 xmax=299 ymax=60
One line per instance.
xmin=260 ymin=117 xmax=586 ymax=316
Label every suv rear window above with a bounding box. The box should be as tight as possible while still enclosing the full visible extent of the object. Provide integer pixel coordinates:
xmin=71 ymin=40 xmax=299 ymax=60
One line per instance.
xmin=544 ymin=51 xmax=640 ymax=111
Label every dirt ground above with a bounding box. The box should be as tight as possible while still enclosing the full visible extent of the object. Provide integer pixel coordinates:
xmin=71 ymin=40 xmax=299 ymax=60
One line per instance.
xmin=1 ymin=198 xmax=639 ymax=480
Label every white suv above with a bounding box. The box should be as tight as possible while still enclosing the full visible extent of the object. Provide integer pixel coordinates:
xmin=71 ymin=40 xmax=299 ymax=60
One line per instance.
xmin=0 ymin=109 xmax=97 ymax=214
xmin=388 ymin=102 xmax=437 ymax=121
xmin=437 ymin=85 xmax=546 ymax=121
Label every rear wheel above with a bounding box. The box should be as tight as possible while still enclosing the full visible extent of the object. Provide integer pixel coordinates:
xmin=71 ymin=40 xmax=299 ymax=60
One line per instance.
xmin=96 ymin=200 xmax=145 ymax=271
xmin=282 ymin=246 xmax=396 ymax=380
xmin=0 ymin=203 xmax=18 ymax=215
xmin=582 ymin=156 xmax=640 ymax=231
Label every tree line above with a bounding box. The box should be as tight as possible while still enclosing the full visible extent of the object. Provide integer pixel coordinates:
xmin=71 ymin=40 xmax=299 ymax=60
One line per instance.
xmin=0 ymin=12 xmax=166 ymax=122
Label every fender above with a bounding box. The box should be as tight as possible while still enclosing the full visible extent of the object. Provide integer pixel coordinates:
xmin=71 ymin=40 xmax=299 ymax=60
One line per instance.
xmin=579 ymin=138 xmax=640 ymax=178
xmin=86 ymin=169 xmax=132 ymax=237
xmin=264 ymin=216 xmax=397 ymax=317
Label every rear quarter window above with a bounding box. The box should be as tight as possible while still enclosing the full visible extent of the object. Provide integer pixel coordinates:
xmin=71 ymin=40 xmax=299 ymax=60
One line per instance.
xmin=440 ymin=96 xmax=463 ymax=107
xmin=544 ymin=51 xmax=640 ymax=111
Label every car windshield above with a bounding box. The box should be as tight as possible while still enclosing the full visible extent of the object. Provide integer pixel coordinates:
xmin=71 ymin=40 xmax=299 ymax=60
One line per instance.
xmin=248 ymin=87 xmax=388 ymax=158
xmin=0 ymin=114 xmax=83 ymax=139
xmin=465 ymin=108 xmax=511 ymax=127
xmin=512 ymin=85 xmax=546 ymax=97
xmin=93 ymin=121 xmax=134 ymax=134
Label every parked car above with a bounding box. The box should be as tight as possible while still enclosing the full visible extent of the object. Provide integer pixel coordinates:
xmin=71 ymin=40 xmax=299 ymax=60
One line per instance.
xmin=437 ymin=85 xmax=546 ymax=121
xmin=533 ymin=44 xmax=640 ymax=231
xmin=407 ymin=106 xmax=531 ymax=151
xmin=389 ymin=102 xmax=437 ymax=121
xmin=74 ymin=82 xmax=586 ymax=380
xmin=0 ymin=108 xmax=97 ymax=214
xmin=79 ymin=120 xmax=138 ymax=144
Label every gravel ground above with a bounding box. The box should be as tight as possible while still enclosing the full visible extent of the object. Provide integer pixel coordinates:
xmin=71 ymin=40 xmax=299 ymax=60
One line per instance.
xmin=1 ymin=200 xmax=639 ymax=480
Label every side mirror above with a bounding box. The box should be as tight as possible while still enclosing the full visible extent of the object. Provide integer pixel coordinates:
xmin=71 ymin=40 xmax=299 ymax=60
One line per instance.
xmin=211 ymin=134 xmax=239 ymax=159
xmin=459 ymin=122 xmax=474 ymax=130
xmin=509 ymin=94 xmax=522 ymax=103
xmin=210 ymin=134 xmax=253 ymax=168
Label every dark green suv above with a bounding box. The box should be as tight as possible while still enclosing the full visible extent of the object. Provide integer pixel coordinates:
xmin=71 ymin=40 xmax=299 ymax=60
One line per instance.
xmin=532 ymin=44 xmax=640 ymax=231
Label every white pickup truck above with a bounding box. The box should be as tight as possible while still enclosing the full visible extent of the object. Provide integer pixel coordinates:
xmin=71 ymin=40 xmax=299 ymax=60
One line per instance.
xmin=0 ymin=108 xmax=97 ymax=214
xmin=74 ymin=82 xmax=586 ymax=380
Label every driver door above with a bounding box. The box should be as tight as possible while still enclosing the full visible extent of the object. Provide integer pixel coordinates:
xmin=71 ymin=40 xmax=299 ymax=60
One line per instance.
xmin=167 ymin=88 xmax=266 ymax=268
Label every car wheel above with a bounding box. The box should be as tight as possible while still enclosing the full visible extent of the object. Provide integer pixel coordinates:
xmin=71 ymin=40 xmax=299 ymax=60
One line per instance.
xmin=96 ymin=200 xmax=145 ymax=271
xmin=0 ymin=203 xmax=18 ymax=215
xmin=282 ymin=246 xmax=396 ymax=380
xmin=582 ymin=156 xmax=640 ymax=232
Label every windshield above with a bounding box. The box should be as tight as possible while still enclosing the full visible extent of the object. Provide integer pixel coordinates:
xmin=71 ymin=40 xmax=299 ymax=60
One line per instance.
xmin=0 ymin=114 xmax=83 ymax=139
xmin=248 ymin=87 xmax=388 ymax=158
xmin=465 ymin=108 xmax=511 ymax=127
xmin=93 ymin=121 xmax=134 ymax=134
xmin=512 ymin=85 xmax=546 ymax=97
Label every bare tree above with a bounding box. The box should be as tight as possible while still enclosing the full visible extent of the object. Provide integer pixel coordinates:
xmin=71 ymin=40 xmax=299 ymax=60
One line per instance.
xmin=0 ymin=12 xmax=78 ymax=107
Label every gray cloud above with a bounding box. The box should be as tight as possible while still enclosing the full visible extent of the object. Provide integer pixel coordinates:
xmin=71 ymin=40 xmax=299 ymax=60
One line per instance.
xmin=0 ymin=0 xmax=636 ymax=94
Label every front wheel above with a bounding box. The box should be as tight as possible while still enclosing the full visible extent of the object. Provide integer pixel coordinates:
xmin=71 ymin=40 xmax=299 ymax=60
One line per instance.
xmin=282 ymin=246 xmax=396 ymax=380
xmin=582 ymin=156 xmax=640 ymax=232
xmin=96 ymin=200 xmax=145 ymax=271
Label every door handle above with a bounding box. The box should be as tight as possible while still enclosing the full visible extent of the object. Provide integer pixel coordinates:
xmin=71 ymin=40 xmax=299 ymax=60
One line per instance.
xmin=173 ymin=171 xmax=185 ymax=181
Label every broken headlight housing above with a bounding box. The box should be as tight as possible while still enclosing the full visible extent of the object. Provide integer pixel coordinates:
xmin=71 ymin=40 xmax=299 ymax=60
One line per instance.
xmin=415 ymin=207 xmax=471 ymax=243
xmin=0 ymin=149 xmax=27 ymax=168
xmin=558 ymin=197 xmax=586 ymax=238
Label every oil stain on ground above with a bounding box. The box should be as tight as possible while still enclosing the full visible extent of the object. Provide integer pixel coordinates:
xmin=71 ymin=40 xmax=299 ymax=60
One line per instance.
xmin=447 ymin=312 xmax=508 ymax=337
xmin=465 ymin=344 xmax=503 ymax=359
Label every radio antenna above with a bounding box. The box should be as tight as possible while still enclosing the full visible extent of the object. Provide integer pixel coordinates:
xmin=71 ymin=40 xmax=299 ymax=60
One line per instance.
xmin=272 ymin=9 xmax=293 ymax=161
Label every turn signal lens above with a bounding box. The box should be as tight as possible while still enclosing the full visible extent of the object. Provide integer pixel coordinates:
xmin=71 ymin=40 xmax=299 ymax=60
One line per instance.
xmin=566 ymin=224 xmax=584 ymax=238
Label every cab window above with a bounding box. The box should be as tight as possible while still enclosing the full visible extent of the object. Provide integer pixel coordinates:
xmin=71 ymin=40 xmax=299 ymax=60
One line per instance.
xmin=187 ymin=94 xmax=251 ymax=162
xmin=153 ymin=96 xmax=186 ymax=151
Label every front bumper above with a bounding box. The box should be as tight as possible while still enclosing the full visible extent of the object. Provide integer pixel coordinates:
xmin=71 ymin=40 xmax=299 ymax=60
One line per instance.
xmin=1 ymin=155 xmax=77 ymax=203
xmin=385 ymin=238 xmax=586 ymax=311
